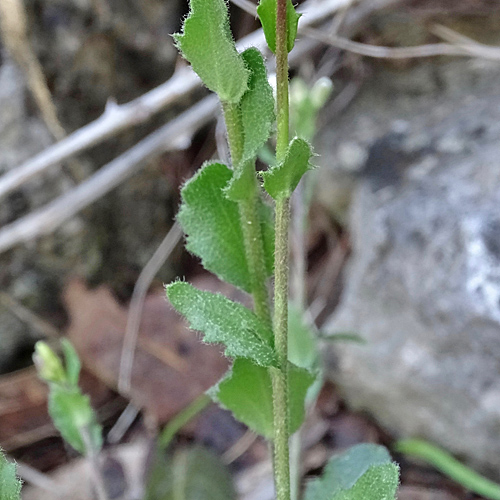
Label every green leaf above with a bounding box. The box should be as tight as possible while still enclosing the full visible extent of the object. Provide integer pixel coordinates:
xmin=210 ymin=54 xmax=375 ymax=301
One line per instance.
xmin=145 ymin=445 xmax=236 ymax=500
xmin=179 ymin=162 xmax=273 ymax=292
xmin=224 ymin=49 xmax=274 ymax=201
xmin=61 ymin=338 xmax=81 ymax=386
xmin=210 ymin=359 xmax=315 ymax=438
xmin=224 ymin=160 xmax=256 ymax=202
xmin=257 ymin=0 xmax=301 ymax=53
xmin=395 ymin=438 xmax=500 ymax=500
xmin=262 ymin=137 xmax=313 ymax=200
xmin=332 ymin=464 xmax=400 ymax=500
xmin=288 ymin=304 xmax=318 ymax=371
xmin=48 ymin=386 xmax=103 ymax=455
xmin=240 ymin=48 xmax=275 ymax=162
xmin=167 ymin=282 xmax=277 ymax=367
xmin=288 ymin=305 xmax=322 ymax=404
xmin=174 ymin=0 xmax=249 ymax=103
xmin=304 ymin=444 xmax=399 ymax=500
xmin=0 ymin=450 xmax=21 ymax=500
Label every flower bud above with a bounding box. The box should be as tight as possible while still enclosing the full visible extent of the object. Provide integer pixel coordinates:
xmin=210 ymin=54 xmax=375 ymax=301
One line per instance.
xmin=33 ymin=341 xmax=66 ymax=384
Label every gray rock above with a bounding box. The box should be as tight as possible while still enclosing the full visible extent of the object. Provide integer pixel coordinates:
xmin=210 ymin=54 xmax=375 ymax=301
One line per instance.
xmin=321 ymin=58 xmax=500 ymax=476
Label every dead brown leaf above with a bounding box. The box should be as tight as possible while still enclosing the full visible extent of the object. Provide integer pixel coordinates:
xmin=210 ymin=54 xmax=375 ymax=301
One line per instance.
xmin=0 ymin=366 xmax=116 ymax=454
xmin=63 ymin=278 xmax=230 ymax=423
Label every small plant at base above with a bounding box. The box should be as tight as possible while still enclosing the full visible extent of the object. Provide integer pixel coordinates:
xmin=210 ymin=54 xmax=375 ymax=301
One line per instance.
xmin=167 ymin=1 xmax=400 ymax=499
xmin=34 ymin=339 xmax=108 ymax=500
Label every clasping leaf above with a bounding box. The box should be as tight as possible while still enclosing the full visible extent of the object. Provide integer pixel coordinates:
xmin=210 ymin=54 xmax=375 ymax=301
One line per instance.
xmin=240 ymin=48 xmax=275 ymax=163
xmin=304 ymin=444 xmax=400 ymax=500
xmin=262 ymin=137 xmax=313 ymax=200
xmin=167 ymin=282 xmax=277 ymax=367
xmin=225 ymin=48 xmax=275 ymax=201
xmin=209 ymin=359 xmax=315 ymax=438
xmin=178 ymin=162 xmax=274 ymax=292
xmin=48 ymin=387 xmax=103 ymax=455
xmin=257 ymin=0 xmax=301 ymax=54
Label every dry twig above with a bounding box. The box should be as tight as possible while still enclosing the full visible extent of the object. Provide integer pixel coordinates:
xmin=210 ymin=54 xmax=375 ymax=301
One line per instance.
xmin=0 ymin=0 xmax=353 ymax=203
xmin=301 ymin=26 xmax=500 ymax=60
xmin=0 ymin=0 xmax=357 ymax=255
xmin=16 ymin=461 xmax=63 ymax=498
xmin=231 ymin=0 xmax=500 ymax=61
xmin=0 ymin=0 xmax=88 ymax=185
xmin=430 ymin=23 xmax=500 ymax=61
xmin=0 ymin=291 xmax=60 ymax=338
xmin=7 ymin=0 xmax=489 ymax=259
xmin=0 ymin=96 xmax=218 ymax=253
xmin=0 ymin=67 xmax=197 ymax=201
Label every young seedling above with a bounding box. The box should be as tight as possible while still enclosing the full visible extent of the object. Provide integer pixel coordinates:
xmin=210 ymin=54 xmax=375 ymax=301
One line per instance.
xmin=34 ymin=339 xmax=108 ymax=500
xmin=167 ymin=0 xmax=400 ymax=499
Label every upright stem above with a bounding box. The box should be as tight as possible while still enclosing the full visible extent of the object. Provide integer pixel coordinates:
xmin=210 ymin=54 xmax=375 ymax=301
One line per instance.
xmin=222 ymin=102 xmax=244 ymax=166
xmin=272 ymin=1 xmax=291 ymax=499
xmin=275 ymin=0 xmax=289 ymax=163
xmin=222 ymin=101 xmax=272 ymax=327
xmin=271 ymin=198 xmax=291 ymax=500
xmin=239 ymin=193 xmax=273 ymax=327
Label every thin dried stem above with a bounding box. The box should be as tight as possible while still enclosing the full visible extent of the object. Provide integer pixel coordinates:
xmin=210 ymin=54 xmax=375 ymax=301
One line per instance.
xmin=0 ymin=0 xmax=352 ymax=203
xmin=0 ymin=67 xmax=196 ymax=202
xmin=16 ymin=461 xmax=63 ymax=497
xmin=0 ymin=97 xmax=217 ymax=254
xmin=302 ymin=26 xmax=500 ymax=60
xmin=118 ymin=221 xmax=183 ymax=395
xmin=229 ymin=0 xmax=500 ymax=61
xmin=0 ymin=291 xmax=60 ymax=338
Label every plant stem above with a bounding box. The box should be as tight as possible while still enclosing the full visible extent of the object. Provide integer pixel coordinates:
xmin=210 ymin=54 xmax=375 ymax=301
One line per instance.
xmin=271 ymin=197 xmax=291 ymax=500
xmin=239 ymin=192 xmax=273 ymax=326
xmin=222 ymin=102 xmax=272 ymax=326
xmin=272 ymin=1 xmax=292 ymax=499
xmin=159 ymin=394 xmax=211 ymax=449
xmin=222 ymin=101 xmax=244 ymax=165
xmin=275 ymin=0 xmax=289 ymax=163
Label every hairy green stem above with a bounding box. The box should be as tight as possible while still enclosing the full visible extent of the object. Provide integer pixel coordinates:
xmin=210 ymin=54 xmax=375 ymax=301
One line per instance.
xmin=272 ymin=196 xmax=291 ymax=500
xmin=275 ymin=0 xmax=290 ymax=163
xmin=222 ymin=101 xmax=244 ymax=165
xmin=239 ymin=193 xmax=273 ymax=327
xmin=222 ymin=102 xmax=272 ymax=326
xmin=272 ymin=0 xmax=292 ymax=498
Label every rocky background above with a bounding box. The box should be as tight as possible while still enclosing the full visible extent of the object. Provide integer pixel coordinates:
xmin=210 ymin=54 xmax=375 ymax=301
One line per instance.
xmin=316 ymin=2 xmax=500 ymax=478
